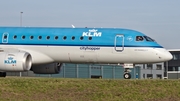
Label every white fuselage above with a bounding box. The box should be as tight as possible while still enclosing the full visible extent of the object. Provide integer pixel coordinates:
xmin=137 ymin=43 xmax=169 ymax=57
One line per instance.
xmin=1 ymin=45 xmax=171 ymax=64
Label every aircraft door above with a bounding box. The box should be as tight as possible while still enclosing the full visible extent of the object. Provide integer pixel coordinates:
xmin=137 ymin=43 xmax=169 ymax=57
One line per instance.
xmin=115 ymin=35 xmax=124 ymax=51
xmin=2 ymin=33 xmax=9 ymax=43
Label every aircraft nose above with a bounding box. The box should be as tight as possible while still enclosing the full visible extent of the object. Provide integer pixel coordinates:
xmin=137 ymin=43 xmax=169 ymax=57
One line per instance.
xmin=156 ymin=48 xmax=172 ymax=62
xmin=164 ymin=51 xmax=173 ymax=61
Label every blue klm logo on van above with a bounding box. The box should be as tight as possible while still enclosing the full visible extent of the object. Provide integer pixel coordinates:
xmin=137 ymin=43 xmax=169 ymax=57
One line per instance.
xmin=4 ymin=57 xmax=16 ymax=64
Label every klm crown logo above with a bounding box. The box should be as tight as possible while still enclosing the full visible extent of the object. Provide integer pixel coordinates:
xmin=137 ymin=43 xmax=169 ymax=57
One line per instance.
xmin=89 ymin=29 xmax=98 ymax=33
xmin=8 ymin=57 xmax=13 ymax=60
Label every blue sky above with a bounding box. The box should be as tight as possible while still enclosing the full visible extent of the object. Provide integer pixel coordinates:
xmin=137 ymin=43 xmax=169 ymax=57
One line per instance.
xmin=0 ymin=0 xmax=180 ymax=49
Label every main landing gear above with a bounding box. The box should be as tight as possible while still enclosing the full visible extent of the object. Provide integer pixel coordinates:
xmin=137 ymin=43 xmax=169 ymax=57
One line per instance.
xmin=0 ymin=72 xmax=6 ymax=77
xmin=124 ymin=68 xmax=131 ymax=79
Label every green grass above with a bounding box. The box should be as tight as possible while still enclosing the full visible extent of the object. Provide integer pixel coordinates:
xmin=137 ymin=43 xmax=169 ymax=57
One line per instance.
xmin=0 ymin=77 xmax=180 ymax=101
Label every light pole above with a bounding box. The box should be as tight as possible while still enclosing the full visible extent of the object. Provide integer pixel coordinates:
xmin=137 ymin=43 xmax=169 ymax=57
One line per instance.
xmin=20 ymin=12 xmax=23 ymax=27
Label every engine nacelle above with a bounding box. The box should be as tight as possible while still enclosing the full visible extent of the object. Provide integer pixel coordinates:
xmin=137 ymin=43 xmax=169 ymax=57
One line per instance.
xmin=0 ymin=52 xmax=32 ymax=72
xmin=31 ymin=63 xmax=62 ymax=74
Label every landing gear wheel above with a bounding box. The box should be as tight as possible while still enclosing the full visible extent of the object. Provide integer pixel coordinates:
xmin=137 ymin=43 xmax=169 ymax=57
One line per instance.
xmin=2 ymin=72 xmax=6 ymax=77
xmin=124 ymin=73 xmax=131 ymax=79
xmin=0 ymin=72 xmax=6 ymax=77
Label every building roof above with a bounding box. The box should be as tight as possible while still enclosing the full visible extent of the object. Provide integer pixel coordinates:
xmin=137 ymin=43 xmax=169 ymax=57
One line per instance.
xmin=168 ymin=49 xmax=180 ymax=52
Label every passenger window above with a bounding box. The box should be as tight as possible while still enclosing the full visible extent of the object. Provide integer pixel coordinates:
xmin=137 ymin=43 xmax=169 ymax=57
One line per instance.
xmin=55 ymin=36 xmax=58 ymax=40
xmin=30 ymin=36 xmax=34 ymax=39
xmin=80 ymin=36 xmax=84 ymax=40
xmin=72 ymin=36 xmax=75 ymax=40
xmin=47 ymin=36 xmax=50 ymax=40
xmin=38 ymin=36 xmax=42 ymax=39
xmin=63 ymin=36 xmax=67 ymax=40
xmin=136 ymin=36 xmax=143 ymax=41
xmin=22 ymin=35 xmax=25 ymax=39
xmin=14 ymin=35 xmax=17 ymax=39
xmin=89 ymin=37 xmax=92 ymax=40
xmin=4 ymin=35 xmax=7 ymax=39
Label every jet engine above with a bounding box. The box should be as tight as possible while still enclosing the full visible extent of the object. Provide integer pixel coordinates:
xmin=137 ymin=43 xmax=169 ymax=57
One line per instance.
xmin=0 ymin=52 xmax=32 ymax=71
xmin=31 ymin=63 xmax=62 ymax=74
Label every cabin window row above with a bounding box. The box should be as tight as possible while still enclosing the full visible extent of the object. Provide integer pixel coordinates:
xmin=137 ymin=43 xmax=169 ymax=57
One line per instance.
xmin=13 ymin=35 xmax=93 ymax=40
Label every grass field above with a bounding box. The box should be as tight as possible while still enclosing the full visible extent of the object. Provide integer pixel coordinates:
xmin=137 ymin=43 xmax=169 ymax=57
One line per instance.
xmin=0 ymin=77 xmax=180 ymax=101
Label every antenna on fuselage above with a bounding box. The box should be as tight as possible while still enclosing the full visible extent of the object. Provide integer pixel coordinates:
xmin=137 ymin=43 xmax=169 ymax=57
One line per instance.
xmin=71 ymin=24 xmax=75 ymax=28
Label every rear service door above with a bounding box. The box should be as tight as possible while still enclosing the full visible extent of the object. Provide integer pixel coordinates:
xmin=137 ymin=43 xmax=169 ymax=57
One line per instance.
xmin=114 ymin=35 xmax=124 ymax=52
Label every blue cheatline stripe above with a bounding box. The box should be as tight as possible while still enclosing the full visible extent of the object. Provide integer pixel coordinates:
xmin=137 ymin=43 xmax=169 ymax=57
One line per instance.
xmin=0 ymin=43 xmax=163 ymax=48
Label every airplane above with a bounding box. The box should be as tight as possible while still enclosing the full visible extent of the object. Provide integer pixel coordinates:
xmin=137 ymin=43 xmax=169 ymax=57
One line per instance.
xmin=0 ymin=27 xmax=172 ymax=79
